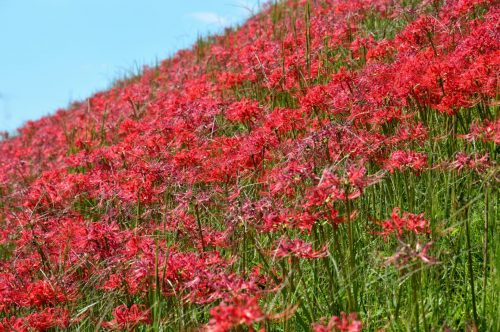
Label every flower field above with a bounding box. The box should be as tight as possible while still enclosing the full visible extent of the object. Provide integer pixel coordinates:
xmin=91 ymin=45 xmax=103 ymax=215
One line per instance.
xmin=0 ymin=0 xmax=498 ymax=330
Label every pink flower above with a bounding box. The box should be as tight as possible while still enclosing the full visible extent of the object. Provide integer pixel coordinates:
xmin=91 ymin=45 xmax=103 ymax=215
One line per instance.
xmin=386 ymin=241 xmax=436 ymax=268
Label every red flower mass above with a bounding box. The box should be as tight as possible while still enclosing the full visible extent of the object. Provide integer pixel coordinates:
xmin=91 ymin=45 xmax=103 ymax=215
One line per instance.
xmin=0 ymin=0 xmax=497 ymax=329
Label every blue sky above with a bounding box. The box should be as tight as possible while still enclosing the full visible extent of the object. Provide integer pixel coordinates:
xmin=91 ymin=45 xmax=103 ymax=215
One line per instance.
xmin=0 ymin=0 xmax=262 ymax=133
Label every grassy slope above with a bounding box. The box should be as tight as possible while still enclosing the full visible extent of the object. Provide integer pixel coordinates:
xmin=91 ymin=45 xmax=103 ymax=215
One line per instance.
xmin=0 ymin=0 xmax=498 ymax=331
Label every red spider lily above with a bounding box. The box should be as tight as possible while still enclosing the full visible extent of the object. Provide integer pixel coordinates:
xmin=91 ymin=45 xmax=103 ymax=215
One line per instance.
xmin=225 ymin=98 xmax=263 ymax=125
xmin=0 ymin=308 xmax=70 ymax=331
xmin=182 ymin=267 xmax=269 ymax=305
xmin=452 ymin=152 xmax=491 ymax=173
xmin=101 ymin=274 xmax=123 ymax=291
xmin=459 ymin=118 xmax=500 ymax=144
xmin=303 ymin=168 xmax=343 ymax=208
xmin=385 ymin=241 xmax=437 ymax=268
xmin=26 ymin=280 xmax=68 ymax=308
xmin=390 ymin=122 xmax=429 ymax=145
xmin=312 ymin=312 xmax=362 ymax=332
xmin=204 ymin=294 xmax=266 ymax=332
xmin=385 ymin=150 xmax=428 ymax=174
xmin=272 ymin=238 xmax=328 ymax=259
xmin=347 ymin=163 xmax=385 ymax=193
xmin=26 ymin=308 xmax=71 ymax=331
xmin=377 ymin=208 xmax=431 ymax=239
xmin=103 ymin=304 xmax=150 ymax=330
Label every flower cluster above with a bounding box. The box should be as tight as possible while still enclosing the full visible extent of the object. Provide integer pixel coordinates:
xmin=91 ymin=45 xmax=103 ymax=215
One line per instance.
xmin=103 ymin=304 xmax=150 ymax=330
xmin=378 ymin=208 xmax=431 ymax=239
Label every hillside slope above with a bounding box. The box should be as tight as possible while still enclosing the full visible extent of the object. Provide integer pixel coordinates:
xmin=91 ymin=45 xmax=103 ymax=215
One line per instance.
xmin=0 ymin=0 xmax=498 ymax=330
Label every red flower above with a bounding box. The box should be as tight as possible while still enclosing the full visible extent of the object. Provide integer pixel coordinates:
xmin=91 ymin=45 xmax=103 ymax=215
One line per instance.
xmin=0 ymin=308 xmax=70 ymax=331
xmin=225 ymin=98 xmax=262 ymax=124
xmin=27 ymin=280 xmax=67 ymax=308
xmin=385 ymin=150 xmax=428 ymax=174
xmin=378 ymin=208 xmax=430 ymax=239
xmin=459 ymin=118 xmax=500 ymax=144
xmin=103 ymin=304 xmax=150 ymax=330
xmin=272 ymin=238 xmax=328 ymax=259
xmin=452 ymin=152 xmax=491 ymax=173
xmin=204 ymin=294 xmax=266 ymax=332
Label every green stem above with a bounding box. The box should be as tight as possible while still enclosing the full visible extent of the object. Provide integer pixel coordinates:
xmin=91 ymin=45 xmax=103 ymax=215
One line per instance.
xmin=345 ymin=191 xmax=357 ymax=311
xmin=482 ymin=184 xmax=489 ymax=317
xmin=394 ymin=282 xmax=402 ymax=320
xmin=412 ymin=273 xmax=420 ymax=332
xmin=194 ymin=204 xmax=206 ymax=252
xmin=465 ymin=199 xmax=479 ymax=327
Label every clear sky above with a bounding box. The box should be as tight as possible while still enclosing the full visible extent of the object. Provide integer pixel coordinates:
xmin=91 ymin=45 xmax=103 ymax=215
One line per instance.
xmin=0 ymin=0 xmax=262 ymax=133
